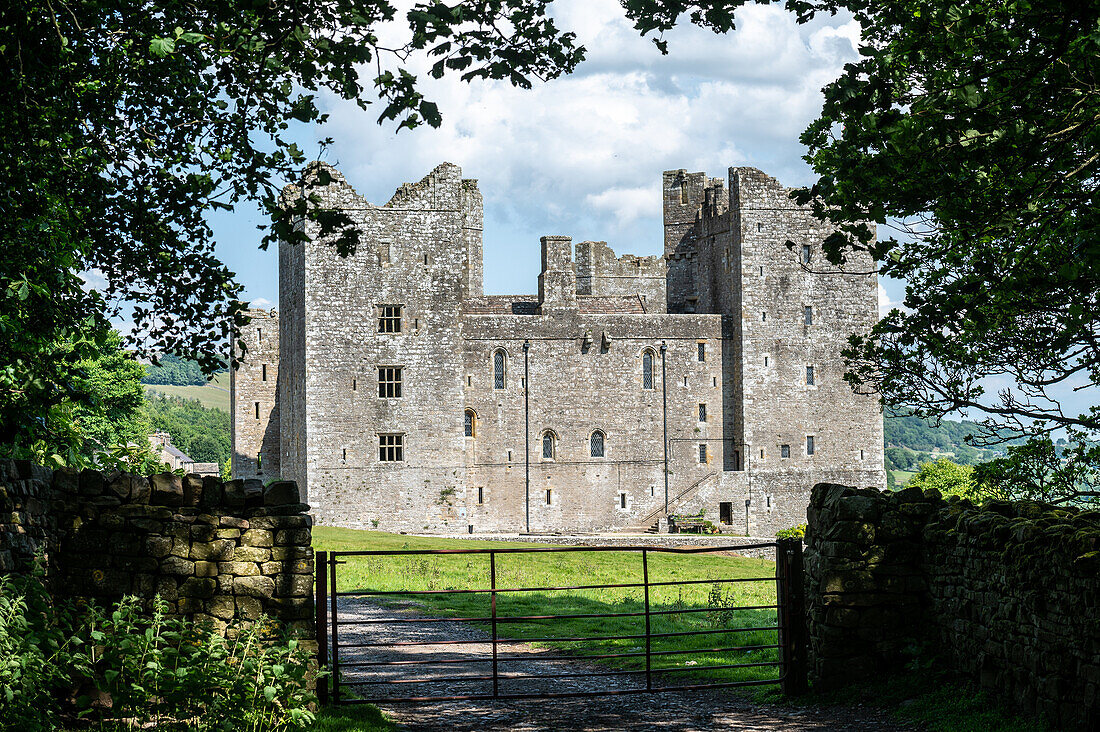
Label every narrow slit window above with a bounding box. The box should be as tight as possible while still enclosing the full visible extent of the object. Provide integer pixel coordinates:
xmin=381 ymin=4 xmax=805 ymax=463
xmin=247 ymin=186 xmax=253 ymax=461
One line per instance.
xmin=760 ymin=448 xmax=765 ymax=459
xmin=464 ymin=409 xmax=476 ymax=437
xmin=545 ymin=488 xmax=552 ymax=505
xmin=697 ymin=343 xmax=706 ymax=362
xmin=590 ymin=431 xmax=605 ymax=458
xmin=713 ymin=376 xmax=718 ymax=387
xmin=423 ymin=253 xmax=429 ymax=265
xmin=757 ymin=222 xmax=763 ymax=232
xmin=254 ymin=402 xmax=260 ymax=419
xmin=699 ymin=444 xmax=708 ymax=463
xmin=352 ymin=378 xmax=357 ymax=392
xmin=807 ymin=435 xmax=815 ymax=455
xmin=619 ymin=493 xmax=627 ymax=509
xmin=341 ymin=448 xmax=347 ymax=462
xmin=764 ymin=356 xmax=769 ymax=367
xmin=781 ymin=444 xmax=790 ymax=459
xmin=478 ymin=486 xmax=484 ymax=504
xmin=767 ymin=496 xmax=771 ymax=508
xmin=680 ymin=182 xmax=688 ymax=204
xmin=805 ymin=306 xmax=813 ymax=325
xmin=642 ymin=350 xmax=655 ymax=389
xmin=759 ymin=265 xmax=764 ymax=276
xmin=698 ymin=403 xmax=707 ymax=422
xmin=257 ymin=327 xmax=262 ymax=343
xmin=378 ymin=367 xmax=403 ymax=398
xmin=762 ymin=312 xmax=767 ymax=322
xmin=802 ymin=244 xmax=812 ymax=264
xmin=860 ymin=449 xmax=865 ymax=460
xmin=378 ymin=434 xmax=404 ymax=462
xmin=378 ymin=304 xmax=403 ymax=333
xmin=257 ymin=453 xmax=262 ymax=473
xmin=806 ymin=365 xmax=815 ymax=386
xmin=683 ymin=375 xmax=688 ymax=387
xmin=261 ymin=363 xmax=267 ymax=381
xmin=493 ymin=350 xmax=507 ymax=389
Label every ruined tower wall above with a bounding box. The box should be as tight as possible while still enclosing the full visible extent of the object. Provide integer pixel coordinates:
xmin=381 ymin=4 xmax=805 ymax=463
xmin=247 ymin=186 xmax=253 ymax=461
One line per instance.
xmin=231 ymin=309 xmax=280 ymax=480
xmin=283 ymin=163 xmax=477 ymax=529
xmin=728 ymin=167 xmax=886 ymax=522
xmin=575 ymin=240 xmax=666 ymax=312
xmin=279 ymin=231 xmax=307 ymax=496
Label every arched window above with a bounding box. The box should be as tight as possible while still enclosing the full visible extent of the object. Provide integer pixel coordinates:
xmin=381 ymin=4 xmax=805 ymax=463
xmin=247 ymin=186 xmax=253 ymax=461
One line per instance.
xmin=541 ymin=431 xmax=556 ymax=460
xmin=464 ymin=409 xmax=476 ymax=437
xmin=493 ymin=350 xmax=506 ymax=389
xmin=590 ymin=430 xmax=605 ymax=458
xmin=642 ymin=350 xmax=655 ymax=390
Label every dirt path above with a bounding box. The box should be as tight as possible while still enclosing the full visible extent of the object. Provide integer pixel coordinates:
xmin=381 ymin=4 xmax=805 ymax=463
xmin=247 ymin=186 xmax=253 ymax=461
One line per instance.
xmin=331 ymin=598 xmax=914 ymax=731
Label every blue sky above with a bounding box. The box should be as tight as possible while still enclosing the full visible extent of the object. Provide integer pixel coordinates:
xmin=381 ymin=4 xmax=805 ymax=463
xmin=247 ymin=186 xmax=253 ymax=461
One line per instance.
xmin=210 ymin=0 xmax=905 ymax=314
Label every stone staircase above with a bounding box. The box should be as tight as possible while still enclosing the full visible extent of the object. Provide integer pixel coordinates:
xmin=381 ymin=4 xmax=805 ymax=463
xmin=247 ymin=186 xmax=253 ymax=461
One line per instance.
xmin=623 ymin=472 xmax=719 ymax=533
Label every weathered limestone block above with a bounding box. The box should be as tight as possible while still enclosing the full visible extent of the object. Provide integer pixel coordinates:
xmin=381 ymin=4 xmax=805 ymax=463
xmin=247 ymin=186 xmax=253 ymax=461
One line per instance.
xmin=240 ymin=529 xmax=274 ymax=547
xmin=235 ymin=596 xmax=263 ymax=620
xmin=263 ymin=481 xmax=300 ymax=506
xmin=150 ymin=473 xmax=185 ymax=507
xmin=275 ymin=528 xmax=311 ymax=546
xmin=160 ymin=556 xmax=195 ymax=576
xmin=130 ymin=475 xmax=152 ymax=503
xmin=219 ymin=561 xmax=261 ymax=576
xmin=179 ymin=577 xmax=217 ymax=599
xmin=275 ymin=574 xmax=312 ymax=597
xmin=223 ymin=480 xmax=247 ymax=509
xmin=182 ymin=474 xmax=203 ymax=507
xmin=107 ymin=472 xmax=132 ymax=501
xmin=190 ymin=539 xmax=235 ymax=561
xmin=230 ymin=546 xmax=271 ymax=562
xmin=79 ymin=468 xmax=106 ymax=497
xmin=242 ymin=479 xmax=264 ymax=508
xmin=194 ymin=561 xmax=218 ymax=577
xmin=200 ymin=476 xmax=224 ymax=507
xmin=234 ymin=575 xmax=275 ymax=599
xmin=206 ymin=595 xmax=235 ymax=620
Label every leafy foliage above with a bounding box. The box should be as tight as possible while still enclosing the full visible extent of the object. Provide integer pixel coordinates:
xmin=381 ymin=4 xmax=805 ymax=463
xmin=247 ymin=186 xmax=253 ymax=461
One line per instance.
xmin=144 ymin=393 xmax=230 ymax=468
xmin=0 ymin=569 xmax=316 ymax=731
xmin=972 ymin=435 xmax=1100 ymax=506
xmin=621 ymin=0 xmax=1100 ymax=493
xmin=775 ymin=523 xmax=806 ymax=540
xmin=143 ymin=354 xmax=224 ymax=386
xmin=2 ymin=0 xmax=584 ymax=459
xmin=906 ymin=458 xmax=975 ymax=498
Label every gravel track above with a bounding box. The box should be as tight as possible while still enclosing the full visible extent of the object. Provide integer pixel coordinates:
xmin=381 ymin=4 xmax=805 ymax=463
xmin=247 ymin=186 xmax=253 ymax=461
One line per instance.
xmin=330 ymin=597 xmax=913 ymax=731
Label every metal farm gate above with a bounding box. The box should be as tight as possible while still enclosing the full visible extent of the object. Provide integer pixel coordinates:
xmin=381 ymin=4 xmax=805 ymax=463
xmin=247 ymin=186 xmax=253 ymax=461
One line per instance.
xmin=314 ymin=540 xmax=807 ymax=704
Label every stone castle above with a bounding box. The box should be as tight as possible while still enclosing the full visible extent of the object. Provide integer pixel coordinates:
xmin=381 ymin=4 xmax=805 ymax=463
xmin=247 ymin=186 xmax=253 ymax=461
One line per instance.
xmin=231 ymin=162 xmax=884 ymax=535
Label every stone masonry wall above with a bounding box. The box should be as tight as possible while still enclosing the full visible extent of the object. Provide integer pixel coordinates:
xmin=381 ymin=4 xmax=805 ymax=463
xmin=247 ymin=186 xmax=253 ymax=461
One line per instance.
xmin=0 ymin=461 xmax=314 ymax=642
xmin=805 ymin=482 xmax=1100 ymax=730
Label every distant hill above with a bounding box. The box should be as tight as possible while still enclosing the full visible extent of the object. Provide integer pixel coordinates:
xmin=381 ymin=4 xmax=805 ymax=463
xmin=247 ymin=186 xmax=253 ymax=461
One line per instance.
xmin=883 ymin=407 xmax=1023 ymax=487
xmin=142 ymin=354 xmax=227 ymax=387
xmin=144 ymin=371 xmax=229 ymax=412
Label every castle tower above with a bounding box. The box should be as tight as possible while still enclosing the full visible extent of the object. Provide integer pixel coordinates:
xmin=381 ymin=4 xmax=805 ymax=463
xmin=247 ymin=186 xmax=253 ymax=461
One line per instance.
xmin=230 ymin=308 xmax=280 ymax=480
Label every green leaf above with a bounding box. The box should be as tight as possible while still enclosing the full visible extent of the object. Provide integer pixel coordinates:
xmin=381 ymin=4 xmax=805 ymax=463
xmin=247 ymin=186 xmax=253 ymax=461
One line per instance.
xmin=149 ymin=37 xmax=175 ymax=57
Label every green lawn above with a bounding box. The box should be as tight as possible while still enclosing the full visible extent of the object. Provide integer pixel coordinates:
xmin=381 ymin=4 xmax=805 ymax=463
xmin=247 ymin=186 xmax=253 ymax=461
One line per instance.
xmin=888 ymin=469 xmax=916 ymax=487
xmin=144 ymin=371 xmax=230 ymax=412
xmin=312 ymin=527 xmax=781 ymax=686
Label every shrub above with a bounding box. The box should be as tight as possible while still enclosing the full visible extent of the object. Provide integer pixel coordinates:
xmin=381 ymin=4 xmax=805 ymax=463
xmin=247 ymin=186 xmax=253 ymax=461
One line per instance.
xmin=0 ymin=571 xmax=316 ymax=731
xmin=776 ymin=523 xmax=806 ymax=540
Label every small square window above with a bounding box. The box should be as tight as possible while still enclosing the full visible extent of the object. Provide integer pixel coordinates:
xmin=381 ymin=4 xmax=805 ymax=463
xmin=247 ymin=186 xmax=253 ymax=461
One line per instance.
xmin=806 ymin=365 xmax=815 ymax=386
xmin=697 ymin=343 xmax=706 ymax=361
xmin=804 ymin=306 xmax=813 ymax=325
xmin=807 ymin=436 xmax=815 ymax=455
xmin=379 ymin=366 xmax=403 ymax=398
xmin=781 ymin=444 xmax=790 ymax=459
xmin=699 ymin=444 xmax=708 ymax=463
xmin=379 ymin=433 xmax=404 ymax=462
xmin=698 ymin=403 xmax=707 ymax=422
xmin=378 ymin=304 xmax=403 ymax=333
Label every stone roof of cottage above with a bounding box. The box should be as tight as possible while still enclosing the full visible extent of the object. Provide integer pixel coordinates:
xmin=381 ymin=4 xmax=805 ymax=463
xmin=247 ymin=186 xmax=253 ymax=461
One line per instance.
xmin=462 ymin=295 xmax=648 ymax=315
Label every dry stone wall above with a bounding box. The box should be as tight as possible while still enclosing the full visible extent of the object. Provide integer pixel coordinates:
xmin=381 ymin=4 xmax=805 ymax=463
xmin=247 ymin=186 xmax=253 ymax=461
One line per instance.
xmin=0 ymin=461 xmax=314 ymax=641
xmin=805 ymin=482 xmax=1100 ymax=731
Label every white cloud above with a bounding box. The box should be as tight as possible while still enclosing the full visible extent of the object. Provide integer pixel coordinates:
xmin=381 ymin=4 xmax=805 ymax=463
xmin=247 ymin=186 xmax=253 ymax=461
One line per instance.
xmin=79 ymin=269 xmax=108 ymax=292
xmin=302 ymin=0 xmax=862 ymax=292
xmin=249 ymin=297 xmax=274 ymax=310
xmin=878 ymin=283 xmax=895 ymax=317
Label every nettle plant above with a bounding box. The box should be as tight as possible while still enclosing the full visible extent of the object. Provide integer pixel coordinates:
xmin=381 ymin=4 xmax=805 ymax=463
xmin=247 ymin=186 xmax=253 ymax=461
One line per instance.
xmin=0 ymin=570 xmax=317 ymax=732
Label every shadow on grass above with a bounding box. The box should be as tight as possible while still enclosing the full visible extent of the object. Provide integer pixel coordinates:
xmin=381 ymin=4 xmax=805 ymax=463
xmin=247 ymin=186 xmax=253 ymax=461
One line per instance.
xmin=312 ymin=705 xmax=399 ymax=732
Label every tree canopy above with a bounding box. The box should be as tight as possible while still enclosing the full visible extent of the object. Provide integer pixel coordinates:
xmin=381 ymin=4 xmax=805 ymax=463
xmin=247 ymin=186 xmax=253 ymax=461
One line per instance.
xmin=1 ymin=0 xmax=583 ymax=460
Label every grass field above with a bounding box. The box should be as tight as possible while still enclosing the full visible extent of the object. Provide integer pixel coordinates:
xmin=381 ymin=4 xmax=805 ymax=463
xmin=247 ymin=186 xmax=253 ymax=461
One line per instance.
xmin=312 ymin=527 xmax=781 ymax=686
xmin=144 ymin=371 xmax=230 ymax=411
xmin=888 ymin=469 xmax=916 ymax=487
